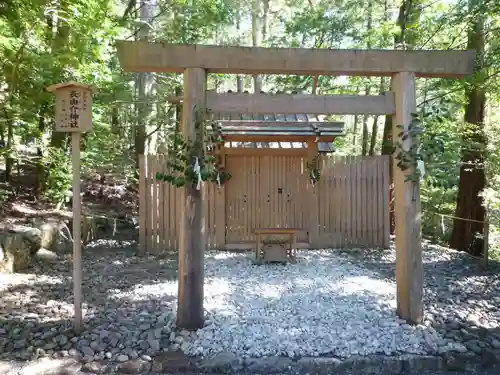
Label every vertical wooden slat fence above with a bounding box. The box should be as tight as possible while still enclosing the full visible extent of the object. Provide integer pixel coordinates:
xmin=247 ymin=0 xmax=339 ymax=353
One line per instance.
xmin=139 ymin=153 xmax=390 ymax=253
xmin=139 ymin=154 xmax=218 ymax=253
xmin=315 ymin=155 xmax=390 ymax=248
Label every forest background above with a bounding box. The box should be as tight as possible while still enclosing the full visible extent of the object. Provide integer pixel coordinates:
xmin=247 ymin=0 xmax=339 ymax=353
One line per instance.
xmin=1 ymin=0 xmax=499 ymax=257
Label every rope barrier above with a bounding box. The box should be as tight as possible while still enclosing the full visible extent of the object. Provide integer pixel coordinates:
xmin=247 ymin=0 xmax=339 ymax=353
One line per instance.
xmin=421 ymin=209 xmax=489 ymax=225
xmin=81 ymin=212 xmax=136 ymax=224
xmin=421 ymin=208 xmax=492 ymax=267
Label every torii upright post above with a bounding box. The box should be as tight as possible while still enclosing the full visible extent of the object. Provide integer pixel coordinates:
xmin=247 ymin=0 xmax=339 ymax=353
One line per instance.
xmin=392 ymin=72 xmax=423 ymax=324
xmin=177 ymin=68 xmax=207 ymax=330
xmin=47 ymin=82 xmax=94 ymax=333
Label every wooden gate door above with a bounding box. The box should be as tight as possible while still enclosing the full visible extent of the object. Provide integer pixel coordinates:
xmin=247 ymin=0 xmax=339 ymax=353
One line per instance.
xmin=225 ymin=152 xmax=309 ymax=246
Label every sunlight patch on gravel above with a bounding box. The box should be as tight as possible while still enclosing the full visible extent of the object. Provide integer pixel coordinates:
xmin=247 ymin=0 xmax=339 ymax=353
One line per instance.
xmin=3 ymin=245 xmax=489 ymax=362
xmin=183 ymin=250 xmax=410 ymax=358
xmin=109 ymin=250 xmax=432 ymax=358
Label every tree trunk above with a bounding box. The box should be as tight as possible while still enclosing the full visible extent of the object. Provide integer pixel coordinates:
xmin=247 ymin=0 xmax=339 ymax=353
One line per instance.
xmin=351 ymin=86 xmax=361 ymax=148
xmin=251 ymin=0 xmax=262 ymax=92
xmin=361 ymin=0 xmax=374 ymax=157
xmin=111 ymin=106 xmax=120 ymax=134
xmin=35 ymin=103 xmax=48 ymax=198
xmin=175 ymin=86 xmax=182 ymax=133
xmin=449 ymin=2 xmax=486 ymax=256
xmin=134 ymin=0 xmax=156 ymax=165
xmin=235 ymin=9 xmax=244 ymax=92
xmin=262 ymin=0 xmax=269 ymax=41
xmin=4 ymin=110 xmax=14 ymax=183
xmin=381 ymin=0 xmax=423 ymax=234
xmin=369 ymin=78 xmax=385 ymax=155
xmin=48 ymin=0 xmax=70 ymax=152
xmin=361 ymin=85 xmax=371 ymax=156
xmin=352 ymin=115 xmax=360 ymax=148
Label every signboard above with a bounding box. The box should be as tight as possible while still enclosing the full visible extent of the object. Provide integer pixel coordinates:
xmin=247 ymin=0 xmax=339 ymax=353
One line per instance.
xmin=45 ymin=81 xmax=95 ymax=332
xmin=48 ymin=82 xmax=93 ymax=133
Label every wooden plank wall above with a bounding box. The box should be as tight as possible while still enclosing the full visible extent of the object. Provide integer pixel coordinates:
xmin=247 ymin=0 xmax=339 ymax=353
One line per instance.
xmin=139 ymin=153 xmax=390 ymax=253
xmin=316 ymin=155 xmax=390 ymax=248
xmin=224 ymin=154 xmax=310 ymax=245
xmin=139 ymin=154 xmax=218 ymax=253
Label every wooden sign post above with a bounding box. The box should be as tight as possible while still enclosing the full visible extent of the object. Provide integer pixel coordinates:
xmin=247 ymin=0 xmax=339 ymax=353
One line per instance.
xmin=46 ymin=82 xmax=94 ymax=332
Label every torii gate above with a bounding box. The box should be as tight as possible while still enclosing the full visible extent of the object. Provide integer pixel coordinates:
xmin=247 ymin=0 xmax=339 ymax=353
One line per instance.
xmin=115 ymin=40 xmax=475 ymax=328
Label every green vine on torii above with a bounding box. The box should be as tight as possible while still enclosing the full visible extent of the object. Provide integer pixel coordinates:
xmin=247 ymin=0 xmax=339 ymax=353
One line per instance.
xmin=156 ymin=107 xmax=232 ymax=188
xmin=393 ymin=114 xmax=424 ymax=183
xmin=393 ymin=112 xmax=446 ymax=183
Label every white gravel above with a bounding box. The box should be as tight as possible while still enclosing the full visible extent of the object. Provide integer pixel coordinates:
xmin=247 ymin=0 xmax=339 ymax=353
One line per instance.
xmin=3 ymin=243 xmax=496 ymax=363
xmin=111 ymin=250 xmax=441 ymax=358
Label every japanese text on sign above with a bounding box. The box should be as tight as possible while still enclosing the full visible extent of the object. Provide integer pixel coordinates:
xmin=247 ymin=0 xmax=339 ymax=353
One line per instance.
xmin=60 ymin=98 xmax=69 ymax=128
xmin=49 ymin=83 xmax=93 ymax=133
xmin=69 ymin=90 xmax=81 ymax=128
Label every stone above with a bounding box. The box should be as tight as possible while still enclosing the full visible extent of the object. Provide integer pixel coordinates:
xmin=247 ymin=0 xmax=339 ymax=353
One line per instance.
xmin=0 ymin=228 xmax=42 ymax=273
xmin=340 ymin=355 xmax=402 ymax=374
xmin=116 ymin=359 xmax=151 ymax=374
xmin=81 ymin=361 xmax=108 ymax=374
xmin=465 ymin=339 xmax=483 ymax=354
xmin=297 ymin=357 xmax=343 ymax=374
xmin=38 ymin=221 xmax=71 ymax=253
xmin=448 ymin=342 xmax=468 ymax=353
xmin=481 ymin=348 xmax=500 ymax=367
xmin=443 ymin=352 xmax=481 ymax=371
xmin=126 ymin=349 xmax=139 ymax=360
xmin=245 ymin=356 xmax=292 ymax=373
xmin=199 ymin=352 xmax=241 ymax=373
xmin=4 ymin=243 xmax=500 ymax=373
xmin=147 ymin=338 xmax=160 ymax=352
xmin=80 ymin=347 xmax=94 ymax=357
xmin=20 ymin=357 xmax=81 ymax=375
xmin=34 ymin=248 xmax=60 ymax=263
xmin=14 ymin=340 xmax=27 ymax=350
xmin=99 ymin=330 xmax=110 ymax=340
xmin=492 ymin=339 xmax=500 ymax=349
xmin=151 ymin=351 xmax=192 ymax=372
xmin=402 ymin=355 xmax=443 ymax=372
xmin=116 ymin=354 xmax=129 ymax=362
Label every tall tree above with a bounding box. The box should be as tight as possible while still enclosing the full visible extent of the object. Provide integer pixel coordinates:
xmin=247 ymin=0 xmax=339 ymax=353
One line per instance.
xmin=134 ymin=0 xmax=156 ymax=167
xmin=361 ymin=0 xmax=374 ymax=156
xmin=449 ymin=0 xmax=487 ymax=256
xmin=251 ymin=0 xmax=263 ymax=92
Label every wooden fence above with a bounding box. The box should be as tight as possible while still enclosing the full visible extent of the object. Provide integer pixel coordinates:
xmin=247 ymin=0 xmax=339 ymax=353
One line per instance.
xmin=139 ymin=151 xmax=390 ymax=253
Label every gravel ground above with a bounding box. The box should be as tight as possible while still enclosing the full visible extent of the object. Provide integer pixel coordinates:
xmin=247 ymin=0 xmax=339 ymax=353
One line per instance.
xmin=1 ymin=240 xmax=500 ymax=368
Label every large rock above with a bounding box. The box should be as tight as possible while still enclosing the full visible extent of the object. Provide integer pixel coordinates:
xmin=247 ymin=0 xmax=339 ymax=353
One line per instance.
xmin=38 ymin=221 xmax=71 ymax=253
xmin=0 ymin=227 xmax=42 ymax=273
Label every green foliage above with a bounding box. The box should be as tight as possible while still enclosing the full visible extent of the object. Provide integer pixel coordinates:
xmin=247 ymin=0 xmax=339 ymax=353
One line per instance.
xmin=0 ymin=185 xmax=12 ymax=204
xmin=42 ymin=146 xmax=72 ymax=203
xmin=158 ymin=0 xmax=235 ymax=43
xmin=82 ymin=121 xmax=137 ymax=184
xmin=390 ymin=100 xmax=467 ymax=241
xmin=393 ymin=115 xmax=437 ymax=183
xmin=421 ymin=184 xmax=457 ymax=243
xmin=0 ymin=0 xmax=499 ymax=252
xmin=155 ymin=108 xmax=231 ymax=188
xmin=0 ymin=0 xmax=233 ymax=203
xmin=393 ymin=98 xmax=456 ymax=184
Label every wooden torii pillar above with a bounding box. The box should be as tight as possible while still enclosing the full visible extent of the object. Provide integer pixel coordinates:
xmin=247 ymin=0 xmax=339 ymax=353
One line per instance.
xmin=392 ymin=72 xmax=423 ymax=324
xmin=177 ymin=67 xmax=207 ymax=329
